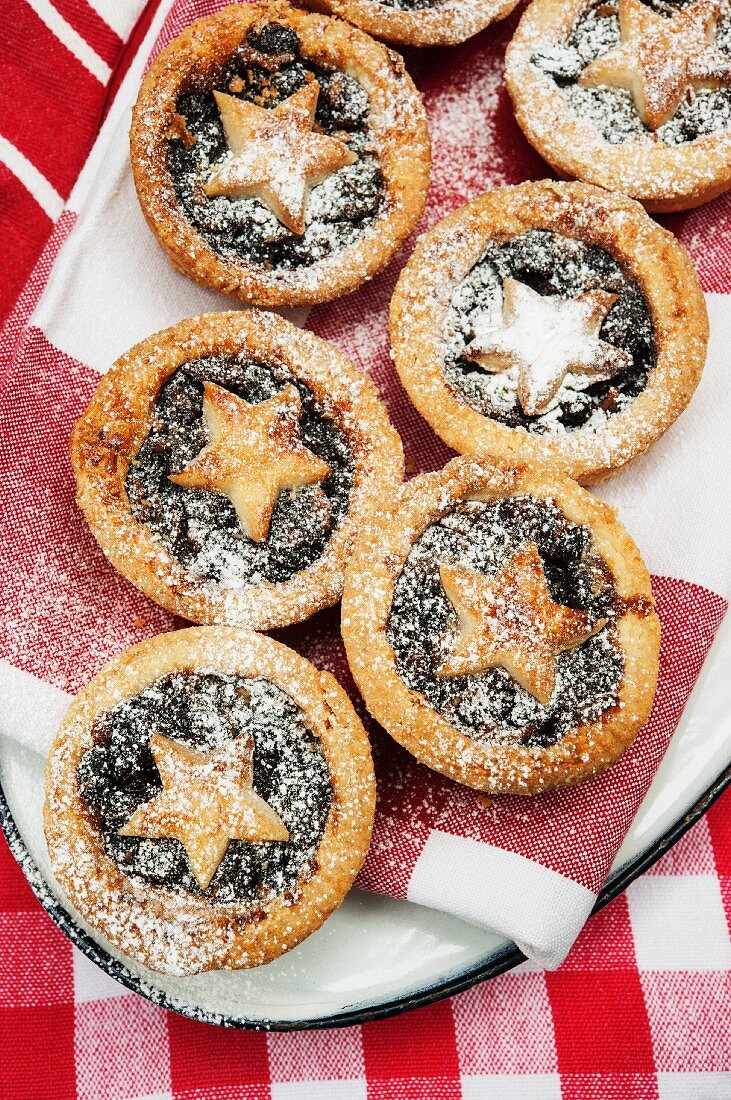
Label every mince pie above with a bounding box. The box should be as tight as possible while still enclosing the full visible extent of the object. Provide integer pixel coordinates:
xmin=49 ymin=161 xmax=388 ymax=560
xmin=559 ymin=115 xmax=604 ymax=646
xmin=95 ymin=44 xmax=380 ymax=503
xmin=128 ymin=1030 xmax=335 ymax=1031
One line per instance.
xmin=71 ymin=310 xmax=403 ymax=629
xmin=44 ymin=627 xmax=375 ymax=974
xmin=390 ymin=180 xmax=708 ymax=483
xmin=299 ymin=0 xmax=520 ymax=48
xmin=130 ymin=2 xmax=430 ymax=307
xmin=341 ymin=456 xmax=661 ymax=794
xmin=505 ymin=0 xmax=731 ymax=211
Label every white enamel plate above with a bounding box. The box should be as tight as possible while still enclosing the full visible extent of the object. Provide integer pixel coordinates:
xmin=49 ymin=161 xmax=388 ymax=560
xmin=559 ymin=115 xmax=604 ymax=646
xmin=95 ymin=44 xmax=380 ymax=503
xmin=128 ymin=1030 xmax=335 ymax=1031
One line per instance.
xmin=1 ymin=614 xmax=730 ymax=1028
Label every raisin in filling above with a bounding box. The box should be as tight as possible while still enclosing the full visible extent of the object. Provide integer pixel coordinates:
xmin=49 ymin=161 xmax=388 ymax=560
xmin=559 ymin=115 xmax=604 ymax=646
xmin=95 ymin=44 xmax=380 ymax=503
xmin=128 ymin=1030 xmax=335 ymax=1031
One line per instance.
xmin=531 ymin=0 xmax=731 ymax=146
xmin=443 ymin=229 xmax=655 ymax=433
xmin=387 ymin=496 xmax=623 ymax=746
xmin=77 ymin=671 xmax=333 ymax=904
xmin=167 ymin=21 xmax=386 ymax=271
xmin=126 ymin=353 xmax=353 ymax=587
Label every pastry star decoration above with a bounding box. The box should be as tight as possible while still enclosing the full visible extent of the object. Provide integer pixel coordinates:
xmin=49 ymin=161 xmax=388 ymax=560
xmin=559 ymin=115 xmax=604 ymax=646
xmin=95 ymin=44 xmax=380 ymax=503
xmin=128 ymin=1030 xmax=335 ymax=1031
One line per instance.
xmin=579 ymin=0 xmax=731 ymax=131
xmin=465 ymin=277 xmax=632 ymax=417
xmin=119 ymin=732 xmax=289 ymax=890
xmin=203 ymin=80 xmax=356 ymax=234
xmin=169 ymin=381 xmax=330 ymax=543
xmin=437 ymin=542 xmax=606 ymax=706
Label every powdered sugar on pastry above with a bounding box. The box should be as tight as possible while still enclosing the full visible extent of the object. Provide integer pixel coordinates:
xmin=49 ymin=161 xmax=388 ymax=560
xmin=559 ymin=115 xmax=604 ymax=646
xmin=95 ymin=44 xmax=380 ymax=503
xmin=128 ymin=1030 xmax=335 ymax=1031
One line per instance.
xmin=465 ymin=278 xmax=632 ymax=417
xmin=71 ymin=310 xmax=404 ymax=629
xmin=505 ymin=0 xmax=731 ymax=210
xmin=44 ymin=627 xmax=376 ymax=974
xmin=342 ymin=456 xmax=661 ymax=795
xmin=130 ymin=2 xmax=431 ymax=307
xmin=390 ymin=181 xmax=708 ymax=482
xmin=297 ymin=0 xmax=521 ymax=48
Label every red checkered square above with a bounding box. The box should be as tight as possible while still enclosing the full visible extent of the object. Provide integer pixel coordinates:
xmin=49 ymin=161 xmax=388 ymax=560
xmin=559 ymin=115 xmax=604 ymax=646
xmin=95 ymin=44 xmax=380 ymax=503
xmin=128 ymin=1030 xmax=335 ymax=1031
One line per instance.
xmin=452 ymin=972 xmax=557 ymax=1075
xmin=167 ymin=1014 xmax=271 ymax=1099
xmin=361 ymin=1001 xmax=460 ymax=1099
xmin=0 ymin=911 xmax=75 ymax=1006
xmin=546 ymin=970 xmax=655 ymax=1075
xmin=0 ymin=833 xmax=38 ymax=912
xmin=560 ymin=1074 xmax=659 ymax=1099
xmin=0 ymin=1004 xmax=76 ymax=1100
xmin=707 ymin=794 xmax=731 ymax=879
xmin=708 ymin=796 xmax=731 ymax=943
xmin=75 ymin=994 xmax=171 ymax=1100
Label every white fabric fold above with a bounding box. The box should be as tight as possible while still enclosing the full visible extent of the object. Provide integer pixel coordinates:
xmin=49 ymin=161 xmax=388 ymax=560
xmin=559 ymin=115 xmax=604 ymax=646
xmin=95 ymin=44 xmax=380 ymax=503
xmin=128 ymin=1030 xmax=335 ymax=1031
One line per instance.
xmin=407 ymin=831 xmax=596 ymax=969
xmin=0 ymin=662 xmax=70 ymax=754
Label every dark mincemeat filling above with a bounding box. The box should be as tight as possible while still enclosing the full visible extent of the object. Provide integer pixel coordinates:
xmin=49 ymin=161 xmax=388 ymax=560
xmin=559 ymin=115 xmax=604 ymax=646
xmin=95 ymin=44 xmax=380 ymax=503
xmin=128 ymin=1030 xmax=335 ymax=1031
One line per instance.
xmin=78 ymin=671 xmax=333 ymax=904
xmin=379 ymin=0 xmax=442 ymax=8
xmin=387 ymin=496 xmax=623 ymax=747
xmin=443 ymin=229 xmax=655 ymax=433
xmin=126 ymin=352 xmax=353 ymax=588
xmin=167 ymin=21 xmax=386 ymax=270
xmin=532 ymin=0 xmax=731 ymax=146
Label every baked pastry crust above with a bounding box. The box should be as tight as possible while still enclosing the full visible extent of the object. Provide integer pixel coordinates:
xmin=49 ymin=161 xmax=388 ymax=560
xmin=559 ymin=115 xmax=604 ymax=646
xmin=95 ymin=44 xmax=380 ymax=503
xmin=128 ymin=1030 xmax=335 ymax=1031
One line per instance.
xmin=71 ymin=310 xmax=404 ymax=629
xmin=390 ymin=180 xmax=708 ymax=484
xmin=505 ymin=0 xmax=731 ymax=212
xmin=342 ymin=456 xmax=661 ymax=794
xmin=44 ymin=626 xmax=375 ymax=974
xmin=298 ymin=0 xmax=520 ymax=48
xmin=130 ymin=1 xmax=431 ymax=307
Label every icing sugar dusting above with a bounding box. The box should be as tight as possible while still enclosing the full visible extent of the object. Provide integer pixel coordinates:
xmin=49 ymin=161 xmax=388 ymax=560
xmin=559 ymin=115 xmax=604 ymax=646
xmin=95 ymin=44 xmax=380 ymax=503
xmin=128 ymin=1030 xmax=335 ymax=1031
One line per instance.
xmin=531 ymin=0 xmax=731 ymax=146
xmin=387 ymin=496 xmax=622 ymax=745
xmin=466 ymin=278 xmax=632 ymax=416
xmin=45 ymin=630 xmax=374 ymax=975
xmin=78 ymin=671 xmax=332 ymax=905
xmin=442 ymin=229 xmax=654 ymax=434
xmin=127 ymin=353 xmax=353 ymax=589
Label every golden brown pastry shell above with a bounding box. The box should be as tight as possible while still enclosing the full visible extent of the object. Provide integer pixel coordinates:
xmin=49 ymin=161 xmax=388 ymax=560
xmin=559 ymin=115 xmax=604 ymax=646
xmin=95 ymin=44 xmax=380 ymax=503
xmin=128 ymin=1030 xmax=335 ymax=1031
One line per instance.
xmin=130 ymin=1 xmax=431 ymax=307
xmin=44 ymin=626 xmax=375 ymax=974
xmin=505 ymin=0 xmax=731 ymax=212
xmin=390 ymin=180 xmax=708 ymax=484
xmin=71 ymin=309 xmax=404 ymax=629
xmin=341 ymin=456 xmax=661 ymax=795
xmin=299 ymin=0 xmax=519 ymax=48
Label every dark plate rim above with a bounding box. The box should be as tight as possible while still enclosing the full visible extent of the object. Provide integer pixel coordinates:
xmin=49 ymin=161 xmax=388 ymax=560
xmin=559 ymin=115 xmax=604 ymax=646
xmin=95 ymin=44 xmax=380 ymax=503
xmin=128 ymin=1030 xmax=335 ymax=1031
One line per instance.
xmin=1 ymin=758 xmax=729 ymax=1031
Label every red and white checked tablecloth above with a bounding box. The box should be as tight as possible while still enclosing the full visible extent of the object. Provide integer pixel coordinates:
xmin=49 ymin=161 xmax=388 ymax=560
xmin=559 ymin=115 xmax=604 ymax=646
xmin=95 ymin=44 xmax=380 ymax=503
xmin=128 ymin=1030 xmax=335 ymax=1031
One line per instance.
xmin=2 ymin=0 xmax=731 ymax=1096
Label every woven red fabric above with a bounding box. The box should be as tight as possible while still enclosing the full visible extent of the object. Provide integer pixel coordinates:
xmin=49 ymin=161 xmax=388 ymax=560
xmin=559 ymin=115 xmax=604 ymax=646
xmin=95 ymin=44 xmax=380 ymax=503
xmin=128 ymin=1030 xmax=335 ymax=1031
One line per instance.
xmin=1 ymin=0 xmax=731 ymax=1095
xmin=1 ymin=319 xmax=723 ymax=896
xmin=0 ymin=0 xmax=125 ymax=323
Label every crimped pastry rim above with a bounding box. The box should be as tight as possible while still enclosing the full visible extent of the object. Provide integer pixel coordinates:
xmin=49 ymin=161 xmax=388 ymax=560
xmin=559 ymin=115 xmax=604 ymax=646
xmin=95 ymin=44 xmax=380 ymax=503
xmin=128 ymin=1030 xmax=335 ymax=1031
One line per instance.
xmin=341 ymin=455 xmax=661 ymax=795
xmin=70 ymin=309 xmax=404 ymax=629
xmin=504 ymin=0 xmax=731 ymax=213
xmin=130 ymin=1 xmax=431 ymax=307
xmin=389 ymin=180 xmax=708 ymax=484
xmin=298 ymin=0 xmax=520 ymax=48
xmin=44 ymin=626 xmax=376 ymax=974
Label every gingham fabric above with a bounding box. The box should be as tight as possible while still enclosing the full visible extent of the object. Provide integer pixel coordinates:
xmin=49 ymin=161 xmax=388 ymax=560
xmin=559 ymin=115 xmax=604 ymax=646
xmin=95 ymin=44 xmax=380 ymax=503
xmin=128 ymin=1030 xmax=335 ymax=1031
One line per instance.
xmin=4 ymin=803 xmax=731 ymax=1099
xmin=1 ymin=0 xmax=731 ymax=1094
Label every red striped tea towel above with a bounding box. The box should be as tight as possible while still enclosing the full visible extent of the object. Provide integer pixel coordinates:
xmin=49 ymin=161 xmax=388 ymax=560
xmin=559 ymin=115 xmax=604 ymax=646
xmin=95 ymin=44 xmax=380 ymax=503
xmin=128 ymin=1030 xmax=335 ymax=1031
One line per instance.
xmin=0 ymin=0 xmax=728 ymax=967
